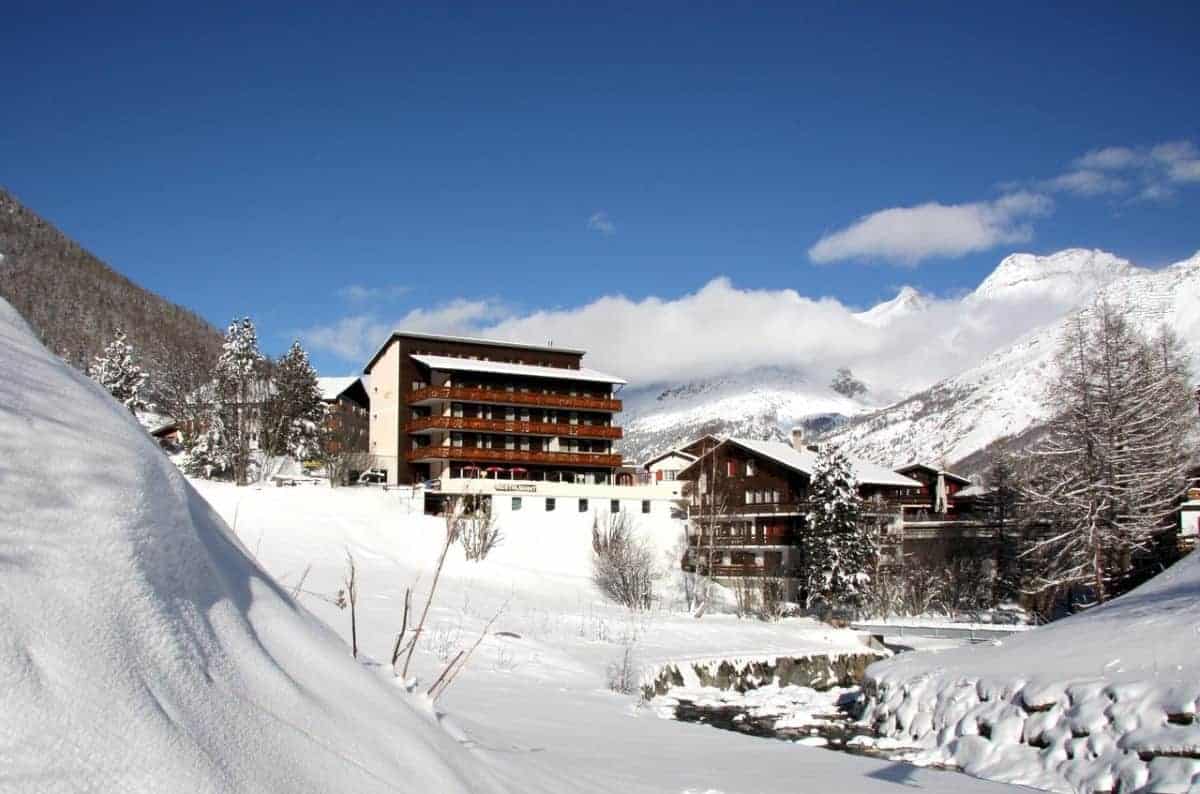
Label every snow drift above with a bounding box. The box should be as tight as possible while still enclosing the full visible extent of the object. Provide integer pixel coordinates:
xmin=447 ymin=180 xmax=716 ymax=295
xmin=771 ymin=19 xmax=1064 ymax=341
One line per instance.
xmin=862 ymin=550 xmax=1200 ymax=792
xmin=0 ymin=297 xmax=498 ymax=792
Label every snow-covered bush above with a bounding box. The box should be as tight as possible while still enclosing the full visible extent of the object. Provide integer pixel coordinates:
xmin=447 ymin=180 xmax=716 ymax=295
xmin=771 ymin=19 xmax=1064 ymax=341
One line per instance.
xmin=456 ymin=495 xmax=503 ymax=562
xmin=592 ymin=513 xmax=659 ymax=611
xmin=606 ymin=644 xmax=640 ymax=695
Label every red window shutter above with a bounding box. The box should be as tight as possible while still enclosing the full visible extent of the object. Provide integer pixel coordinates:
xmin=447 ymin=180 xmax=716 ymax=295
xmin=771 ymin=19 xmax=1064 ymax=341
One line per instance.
xmin=655 ymin=470 xmax=663 ymax=482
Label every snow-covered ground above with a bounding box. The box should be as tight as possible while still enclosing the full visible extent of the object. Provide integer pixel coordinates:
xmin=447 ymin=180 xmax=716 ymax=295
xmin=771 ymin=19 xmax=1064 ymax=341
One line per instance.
xmin=194 ymin=480 xmax=1029 ymax=792
xmin=862 ymin=550 xmax=1200 ymax=793
xmin=0 ymin=293 xmax=1023 ymax=792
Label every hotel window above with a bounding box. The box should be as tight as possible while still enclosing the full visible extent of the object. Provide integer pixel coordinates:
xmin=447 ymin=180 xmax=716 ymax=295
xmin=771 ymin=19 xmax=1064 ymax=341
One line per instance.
xmin=746 ymin=460 xmax=755 ymax=476
xmin=611 ymin=499 xmax=620 ymax=513
xmin=578 ymin=498 xmax=589 ymax=513
xmin=452 ymin=402 xmax=463 ymax=418
xmin=727 ymin=460 xmax=737 ymax=477
xmin=505 ymin=435 xmax=515 ymax=450
xmin=520 ymin=409 xmax=530 ymax=422
xmin=745 ymin=490 xmax=753 ymax=505
xmin=519 ymin=437 xmax=530 ymax=451
xmin=642 ymin=500 xmax=651 ymax=514
xmin=512 ymin=497 xmax=522 ymax=511
xmin=451 ymin=433 xmax=463 ymax=448
xmin=569 ymin=411 xmax=579 ymax=426
xmin=505 ymin=407 xmax=516 ymax=421
xmin=546 ymin=498 xmax=556 ymax=512
xmin=772 ymin=490 xmax=781 ymax=503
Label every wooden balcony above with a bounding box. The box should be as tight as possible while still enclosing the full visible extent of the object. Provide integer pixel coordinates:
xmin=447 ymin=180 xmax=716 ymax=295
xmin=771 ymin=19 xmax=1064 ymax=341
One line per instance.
xmin=409 ymin=385 xmax=621 ymax=412
xmin=406 ymin=446 xmax=622 ymax=468
xmin=682 ymin=562 xmax=796 ymax=578
xmin=687 ymin=499 xmax=907 ymax=518
xmin=688 ymin=534 xmax=799 ymax=548
xmin=405 ymin=415 xmax=622 ymax=439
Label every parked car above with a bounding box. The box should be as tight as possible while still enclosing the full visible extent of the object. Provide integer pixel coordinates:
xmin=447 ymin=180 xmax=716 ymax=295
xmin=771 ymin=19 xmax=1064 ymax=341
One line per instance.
xmin=357 ymin=469 xmax=387 ymax=485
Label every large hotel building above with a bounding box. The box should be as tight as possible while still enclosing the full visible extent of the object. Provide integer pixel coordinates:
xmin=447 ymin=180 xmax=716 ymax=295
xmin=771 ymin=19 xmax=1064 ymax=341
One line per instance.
xmin=363 ymin=331 xmax=627 ymax=487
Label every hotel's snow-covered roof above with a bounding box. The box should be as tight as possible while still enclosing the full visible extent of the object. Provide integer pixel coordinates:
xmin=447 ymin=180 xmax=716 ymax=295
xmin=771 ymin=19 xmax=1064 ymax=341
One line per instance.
xmin=683 ymin=437 xmax=921 ymax=488
xmin=410 ymin=353 xmax=627 ymax=385
xmin=317 ymin=376 xmax=361 ymax=402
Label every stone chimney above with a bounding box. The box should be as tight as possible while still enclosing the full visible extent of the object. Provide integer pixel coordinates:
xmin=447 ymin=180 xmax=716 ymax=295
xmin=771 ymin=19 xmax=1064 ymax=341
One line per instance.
xmin=790 ymin=426 xmax=805 ymax=452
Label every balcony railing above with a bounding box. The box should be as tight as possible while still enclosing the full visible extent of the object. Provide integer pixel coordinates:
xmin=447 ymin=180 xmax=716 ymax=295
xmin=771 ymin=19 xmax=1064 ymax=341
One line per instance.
xmin=682 ymin=562 xmax=796 ymax=578
xmin=406 ymin=446 xmax=623 ymax=468
xmin=687 ymin=534 xmax=799 ymax=547
xmin=409 ymin=385 xmax=621 ymax=412
xmin=405 ymin=415 xmax=622 ymax=439
xmin=687 ymin=499 xmax=908 ymax=518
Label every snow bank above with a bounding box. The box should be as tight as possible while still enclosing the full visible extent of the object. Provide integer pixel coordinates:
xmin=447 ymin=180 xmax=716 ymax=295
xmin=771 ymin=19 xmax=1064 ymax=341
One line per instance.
xmin=0 ymin=298 xmax=499 ymax=792
xmin=861 ymin=551 xmax=1200 ymax=792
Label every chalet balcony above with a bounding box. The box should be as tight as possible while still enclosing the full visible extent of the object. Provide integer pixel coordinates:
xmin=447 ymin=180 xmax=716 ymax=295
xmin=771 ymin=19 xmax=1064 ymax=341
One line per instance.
xmin=687 ymin=499 xmax=907 ymax=518
xmin=681 ymin=562 xmax=797 ymax=578
xmin=406 ymin=446 xmax=623 ymax=468
xmin=405 ymin=415 xmax=622 ymax=439
xmin=687 ymin=534 xmax=799 ymax=547
xmin=409 ymin=385 xmax=621 ymax=413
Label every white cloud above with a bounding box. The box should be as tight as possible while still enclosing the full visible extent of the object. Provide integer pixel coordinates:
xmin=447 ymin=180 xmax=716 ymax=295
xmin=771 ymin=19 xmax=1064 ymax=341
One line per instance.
xmin=300 ymin=298 xmax=510 ymax=363
xmin=1043 ymin=169 xmax=1127 ymax=196
xmin=337 ymin=284 xmax=410 ymax=303
xmin=1074 ymin=146 xmax=1140 ymax=170
xmin=587 ymin=211 xmax=616 ymax=235
xmin=808 ymin=192 xmax=1052 ymax=266
xmin=1040 ymin=139 xmax=1200 ymax=200
xmin=302 ymin=270 xmax=1101 ymax=401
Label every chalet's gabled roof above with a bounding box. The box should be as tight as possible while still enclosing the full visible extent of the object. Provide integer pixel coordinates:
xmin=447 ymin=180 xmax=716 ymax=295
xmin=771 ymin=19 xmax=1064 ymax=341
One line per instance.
xmin=894 ymin=462 xmax=972 ymax=486
xmin=641 ymin=448 xmax=699 ymax=470
xmin=409 ymin=353 xmax=627 ymax=385
xmin=680 ymin=437 xmax=921 ymax=489
xmin=317 ymin=376 xmax=360 ymax=402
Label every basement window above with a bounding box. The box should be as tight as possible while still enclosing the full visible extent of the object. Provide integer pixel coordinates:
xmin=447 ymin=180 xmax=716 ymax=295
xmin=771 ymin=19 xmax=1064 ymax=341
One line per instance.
xmin=610 ymin=499 xmax=620 ymax=514
xmin=579 ymin=498 xmax=589 ymax=513
xmin=546 ymin=498 xmax=556 ymax=512
xmin=642 ymin=500 xmax=651 ymax=514
xmin=512 ymin=497 xmax=522 ymax=511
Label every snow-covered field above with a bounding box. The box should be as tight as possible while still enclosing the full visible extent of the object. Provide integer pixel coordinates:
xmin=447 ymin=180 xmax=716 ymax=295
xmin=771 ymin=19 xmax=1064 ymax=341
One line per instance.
xmin=862 ymin=551 xmax=1200 ymax=793
xmin=0 ymin=294 xmax=1021 ymax=792
xmin=193 ymin=480 xmax=1025 ymax=793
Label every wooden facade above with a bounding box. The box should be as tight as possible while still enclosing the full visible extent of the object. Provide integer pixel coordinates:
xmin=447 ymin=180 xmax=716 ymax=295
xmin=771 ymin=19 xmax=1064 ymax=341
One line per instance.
xmin=364 ymin=332 xmax=624 ymax=485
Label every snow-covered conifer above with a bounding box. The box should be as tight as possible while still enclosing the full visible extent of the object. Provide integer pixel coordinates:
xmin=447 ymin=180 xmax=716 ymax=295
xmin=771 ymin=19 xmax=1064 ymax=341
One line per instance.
xmin=263 ymin=340 xmax=325 ymax=460
xmin=802 ymin=445 xmax=875 ymax=612
xmin=87 ymin=329 xmax=147 ymax=414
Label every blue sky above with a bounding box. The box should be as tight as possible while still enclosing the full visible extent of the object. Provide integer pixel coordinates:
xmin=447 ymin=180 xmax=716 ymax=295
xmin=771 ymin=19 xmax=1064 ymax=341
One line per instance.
xmin=3 ymin=2 xmax=1198 ymax=378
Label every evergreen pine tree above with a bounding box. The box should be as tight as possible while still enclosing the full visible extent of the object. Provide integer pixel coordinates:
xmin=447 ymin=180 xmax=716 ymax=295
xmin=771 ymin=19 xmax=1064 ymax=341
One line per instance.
xmin=802 ymin=445 xmax=875 ymax=613
xmin=214 ymin=317 xmax=266 ymax=485
xmin=87 ymin=329 xmax=147 ymax=414
xmin=263 ymin=340 xmax=325 ymax=461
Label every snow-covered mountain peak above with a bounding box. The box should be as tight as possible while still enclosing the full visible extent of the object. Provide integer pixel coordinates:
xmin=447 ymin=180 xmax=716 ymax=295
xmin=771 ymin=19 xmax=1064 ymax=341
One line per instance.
xmin=855 ymin=285 xmax=931 ymax=327
xmin=969 ymin=248 xmax=1139 ymax=305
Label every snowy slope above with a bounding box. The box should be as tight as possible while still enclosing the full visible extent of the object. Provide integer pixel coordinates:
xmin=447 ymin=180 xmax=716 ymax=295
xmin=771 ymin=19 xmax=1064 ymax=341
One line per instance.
xmin=187 ymin=481 xmax=1023 ymax=794
xmin=0 ymin=297 xmax=499 ymax=792
xmin=823 ymin=251 xmax=1200 ymax=470
xmin=619 ymin=366 xmax=874 ymax=462
xmin=854 ymin=285 xmax=932 ymax=327
xmin=863 ymin=550 xmax=1200 ymax=792
xmin=622 ymin=248 xmax=1140 ymax=462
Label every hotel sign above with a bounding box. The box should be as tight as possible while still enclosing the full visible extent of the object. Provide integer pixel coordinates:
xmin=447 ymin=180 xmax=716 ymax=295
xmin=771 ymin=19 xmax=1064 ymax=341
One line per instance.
xmin=496 ymin=482 xmax=537 ymax=493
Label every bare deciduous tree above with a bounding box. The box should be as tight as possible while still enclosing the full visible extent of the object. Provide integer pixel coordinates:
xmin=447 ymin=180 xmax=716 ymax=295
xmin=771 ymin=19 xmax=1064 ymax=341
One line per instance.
xmin=592 ymin=512 xmax=658 ymax=611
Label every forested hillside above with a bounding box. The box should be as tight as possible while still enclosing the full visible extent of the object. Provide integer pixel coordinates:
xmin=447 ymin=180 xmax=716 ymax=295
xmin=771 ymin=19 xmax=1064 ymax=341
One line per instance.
xmin=0 ymin=188 xmax=222 ymax=376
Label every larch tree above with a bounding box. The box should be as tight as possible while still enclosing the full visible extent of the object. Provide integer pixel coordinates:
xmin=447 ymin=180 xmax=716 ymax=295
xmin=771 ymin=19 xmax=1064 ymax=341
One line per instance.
xmin=1022 ymin=302 xmax=1194 ymax=604
xmin=88 ymin=329 xmax=147 ymax=414
xmin=802 ymin=445 xmax=875 ymax=613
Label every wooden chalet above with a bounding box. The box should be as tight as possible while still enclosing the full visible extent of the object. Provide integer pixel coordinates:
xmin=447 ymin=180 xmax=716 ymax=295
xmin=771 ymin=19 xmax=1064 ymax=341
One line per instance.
xmin=677 ymin=436 xmax=920 ymax=599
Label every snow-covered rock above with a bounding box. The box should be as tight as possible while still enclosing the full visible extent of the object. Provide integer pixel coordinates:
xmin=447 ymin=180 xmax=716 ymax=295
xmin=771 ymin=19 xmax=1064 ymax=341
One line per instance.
xmin=0 ymin=296 xmax=499 ymax=792
xmin=861 ymin=549 xmax=1200 ymax=792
